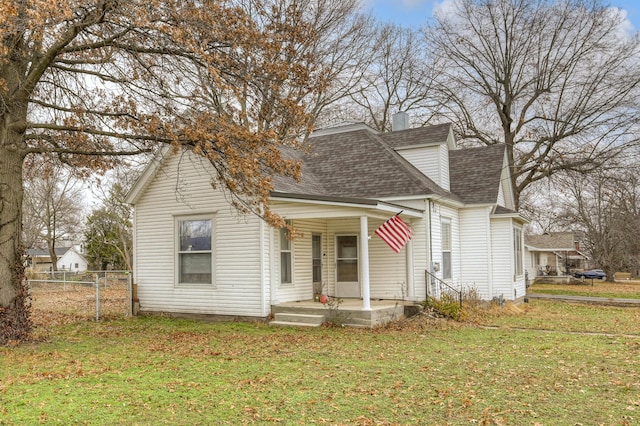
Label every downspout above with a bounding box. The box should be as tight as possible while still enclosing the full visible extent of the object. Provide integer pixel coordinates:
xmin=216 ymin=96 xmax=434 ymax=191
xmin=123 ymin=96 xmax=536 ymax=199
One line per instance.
xmin=131 ymin=205 xmax=138 ymax=316
xmin=486 ymin=206 xmax=494 ymax=299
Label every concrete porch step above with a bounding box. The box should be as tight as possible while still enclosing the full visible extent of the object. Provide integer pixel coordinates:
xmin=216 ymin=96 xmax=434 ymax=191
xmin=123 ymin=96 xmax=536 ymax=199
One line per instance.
xmin=269 ymin=312 xmax=325 ymax=327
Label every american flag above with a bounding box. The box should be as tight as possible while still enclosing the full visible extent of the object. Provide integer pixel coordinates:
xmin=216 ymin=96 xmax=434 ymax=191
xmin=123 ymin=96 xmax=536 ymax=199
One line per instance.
xmin=375 ymin=214 xmax=413 ymax=253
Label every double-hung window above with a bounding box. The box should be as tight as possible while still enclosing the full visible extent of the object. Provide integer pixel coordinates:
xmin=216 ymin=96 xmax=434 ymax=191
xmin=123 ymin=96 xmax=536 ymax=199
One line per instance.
xmin=177 ymin=217 xmax=213 ymax=285
xmin=514 ymin=227 xmax=523 ymax=277
xmin=441 ymin=218 xmax=452 ymax=280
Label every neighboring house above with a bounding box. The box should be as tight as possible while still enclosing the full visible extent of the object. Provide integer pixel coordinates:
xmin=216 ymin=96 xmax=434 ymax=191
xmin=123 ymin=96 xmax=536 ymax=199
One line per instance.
xmin=525 ymin=232 xmax=589 ymax=277
xmin=126 ymin=115 xmax=527 ymax=323
xmin=26 ymin=246 xmax=89 ymax=273
xmin=56 ymin=246 xmax=89 ymax=273
xmin=26 ymin=247 xmax=70 ymax=272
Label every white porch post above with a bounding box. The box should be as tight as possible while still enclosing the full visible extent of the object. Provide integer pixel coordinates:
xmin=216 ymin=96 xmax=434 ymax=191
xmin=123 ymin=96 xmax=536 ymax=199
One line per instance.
xmin=360 ymin=215 xmax=371 ymax=311
xmin=406 ymin=239 xmax=414 ymax=299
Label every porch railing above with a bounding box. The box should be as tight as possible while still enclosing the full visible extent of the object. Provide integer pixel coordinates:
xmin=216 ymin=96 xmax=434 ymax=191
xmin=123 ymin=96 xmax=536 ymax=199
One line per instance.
xmin=425 ymin=270 xmax=463 ymax=308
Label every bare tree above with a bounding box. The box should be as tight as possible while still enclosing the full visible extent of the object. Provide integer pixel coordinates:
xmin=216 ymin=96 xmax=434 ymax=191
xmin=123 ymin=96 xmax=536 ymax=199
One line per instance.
xmin=23 ymin=162 xmax=85 ymax=270
xmin=294 ymin=0 xmax=379 ymax=128
xmin=346 ymin=23 xmax=439 ymax=131
xmin=556 ymin=165 xmax=640 ymax=281
xmin=423 ymin=0 xmax=640 ymax=205
xmin=84 ymin=183 xmax=133 ymax=271
xmin=0 ymin=0 xmax=362 ymax=343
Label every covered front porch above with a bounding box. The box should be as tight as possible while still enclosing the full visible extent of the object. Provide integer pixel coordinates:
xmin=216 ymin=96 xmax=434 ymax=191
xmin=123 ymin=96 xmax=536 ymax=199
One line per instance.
xmin=269 ymin=193 xmax=427 ymax=322
xmin=270 ymin=298 xmax=420 ymax=328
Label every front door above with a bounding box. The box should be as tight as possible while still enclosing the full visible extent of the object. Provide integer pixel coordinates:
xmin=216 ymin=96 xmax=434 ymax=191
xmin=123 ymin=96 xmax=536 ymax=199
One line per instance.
xmin=336 ymin=235 xmax=360 ymax=298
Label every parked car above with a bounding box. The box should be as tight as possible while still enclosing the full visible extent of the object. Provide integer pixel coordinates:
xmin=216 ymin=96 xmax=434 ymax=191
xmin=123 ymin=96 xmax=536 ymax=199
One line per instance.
xmin=574 ymin=269 xmax=606 ymax=280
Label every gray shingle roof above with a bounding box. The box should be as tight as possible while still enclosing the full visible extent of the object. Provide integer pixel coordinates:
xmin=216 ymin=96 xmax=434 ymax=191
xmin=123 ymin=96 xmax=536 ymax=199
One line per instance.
xmin=26 ymin=247 xmax=70 ymax=257
xmin=271 ymin=147 xmax=328 ymax=195
xmin=525 ymin=232 xmax=576 ymax=250
xmin=449 ymin=144 xmax=506 ymax=204
xmin=380 ymin=123 xmax=452 ymax=148
xmin=273 ymin=124 xmax=506 ymax=206
xmin=274 ymin=128 xmax=451 ymax=199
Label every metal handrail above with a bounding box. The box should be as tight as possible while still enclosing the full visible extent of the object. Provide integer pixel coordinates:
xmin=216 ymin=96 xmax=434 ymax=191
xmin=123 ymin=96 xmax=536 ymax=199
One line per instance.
xmin=425 ymin=270 xmax=463 ymax=308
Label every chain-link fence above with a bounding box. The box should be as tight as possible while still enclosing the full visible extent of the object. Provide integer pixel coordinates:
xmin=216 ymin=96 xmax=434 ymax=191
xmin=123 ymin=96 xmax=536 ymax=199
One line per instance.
xmin=27 ymin=270 xmax=131 ymax=324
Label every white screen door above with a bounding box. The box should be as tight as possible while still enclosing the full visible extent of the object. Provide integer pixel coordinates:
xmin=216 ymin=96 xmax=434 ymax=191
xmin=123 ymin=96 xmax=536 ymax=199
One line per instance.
xmin=336 ymin=235 xmax=360 ymax=297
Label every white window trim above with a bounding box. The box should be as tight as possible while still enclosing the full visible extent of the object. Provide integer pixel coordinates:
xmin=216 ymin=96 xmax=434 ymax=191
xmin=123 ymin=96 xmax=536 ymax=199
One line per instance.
xmin=335 ymin=234 xmax=359 ymax=284
xmin=441 ymin=217 xmax=452 ymax=281
xmin=279 ymin=220 xmax=294 ymax=287
xmin=174 ymin=214 xmax=216 ymax=287
xmin=514 ymin=226 xmax=524 ymax=279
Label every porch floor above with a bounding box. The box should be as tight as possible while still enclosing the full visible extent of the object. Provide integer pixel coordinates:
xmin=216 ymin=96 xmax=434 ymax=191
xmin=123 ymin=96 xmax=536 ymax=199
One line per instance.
xmin=271 ymin=299 xmax=418 ymax=327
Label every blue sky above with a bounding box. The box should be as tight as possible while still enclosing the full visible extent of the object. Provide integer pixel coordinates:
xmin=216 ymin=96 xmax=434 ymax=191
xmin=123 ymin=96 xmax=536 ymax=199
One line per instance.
xmin=366 ymin=0 xmax=640 ymax=30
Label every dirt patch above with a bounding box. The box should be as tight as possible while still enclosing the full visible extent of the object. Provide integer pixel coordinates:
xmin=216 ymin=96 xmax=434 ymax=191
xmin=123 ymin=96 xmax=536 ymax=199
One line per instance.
xmin=29 ymin=282 xmax=129 ymax=327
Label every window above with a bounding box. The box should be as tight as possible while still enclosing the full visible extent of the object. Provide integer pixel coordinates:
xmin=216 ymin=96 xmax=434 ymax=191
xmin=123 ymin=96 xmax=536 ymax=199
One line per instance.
xmin=177 ymin=218 xmax=213 ymax=284
xmin=514 ymin=227 xmax=523 ymax=277
xmin=312 ymin=234 xmax=322 ymax=283
xmin=441 ymin=218 xmax=452 ymax=280
xmin=280 ymin=221 xmax=292 ymax=284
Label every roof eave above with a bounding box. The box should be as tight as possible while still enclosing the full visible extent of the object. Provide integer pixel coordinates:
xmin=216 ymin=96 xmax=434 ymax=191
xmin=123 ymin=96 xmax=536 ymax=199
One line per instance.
xmin=382 ymin=194 xmax=465 ymax=208
xmin=490 ymin=210 xmax=529 ymax=224
xmin=269 ymin=192 xmax=424 ymax=217
xmin=125 ymin=145 xmax=172 ymax=205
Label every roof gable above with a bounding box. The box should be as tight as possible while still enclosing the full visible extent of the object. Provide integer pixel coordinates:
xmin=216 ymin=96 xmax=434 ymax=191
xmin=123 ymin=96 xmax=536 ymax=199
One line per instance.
xmin=129 ymin=123 xmax=513 ymax=210
xmin=449 ymin=144 xmax=506 ymax=205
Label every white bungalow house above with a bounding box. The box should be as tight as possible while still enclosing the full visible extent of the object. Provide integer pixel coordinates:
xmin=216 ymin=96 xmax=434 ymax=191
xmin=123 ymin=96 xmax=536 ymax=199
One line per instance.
xmin=525 ymin=232 xmax=589 ymax=278
xmin=26 ymin=245 xmax=88 ymax=273
xmin=126 ymin=115 xmax=527 ymax=326
xmin=56 ymin=246 xmax=89 ymax=273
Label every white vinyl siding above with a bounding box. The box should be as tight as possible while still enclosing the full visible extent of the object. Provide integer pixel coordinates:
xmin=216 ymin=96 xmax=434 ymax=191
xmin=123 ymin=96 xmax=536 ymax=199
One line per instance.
xmin=430 ymin=205 xmax=460 ymax=285
xmin=490 ymin=218 xmax=515 ymax=300
xmin=133 ymin=152 xmax=265 ymax=317
xmin=458 ymin=207 xmax=491 ymax=300
xmin=396 ymin=144 xmax=450 ymax=191
xmin=497 ymin=184 xmax=505 ymax=206
xmin=409 ymin=211 xmax=428 ymax=301
xmin=274 ymin=219 xmax=327 ymax=303
xmin=368 ymin=218 xmax=408 ymax=299
xmin=56 ymin=249 xmax=88 ymax=272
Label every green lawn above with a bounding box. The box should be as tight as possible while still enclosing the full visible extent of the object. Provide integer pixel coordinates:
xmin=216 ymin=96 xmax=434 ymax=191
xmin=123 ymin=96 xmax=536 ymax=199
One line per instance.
xmin=1 ymin=301 xmax=639 ymax=425
xmin=528 ymin=280 xmax=640 ymax=300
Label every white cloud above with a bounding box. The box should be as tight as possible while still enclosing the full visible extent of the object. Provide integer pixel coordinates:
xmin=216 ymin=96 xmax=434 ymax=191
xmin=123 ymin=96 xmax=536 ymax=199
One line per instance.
xmin=433 ymin=0 xmax=458 ymax=18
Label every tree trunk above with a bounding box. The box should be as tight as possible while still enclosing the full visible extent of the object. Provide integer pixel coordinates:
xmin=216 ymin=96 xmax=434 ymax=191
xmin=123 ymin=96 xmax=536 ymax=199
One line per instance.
xmin=0 ymin=143 xmax=30 ymax=344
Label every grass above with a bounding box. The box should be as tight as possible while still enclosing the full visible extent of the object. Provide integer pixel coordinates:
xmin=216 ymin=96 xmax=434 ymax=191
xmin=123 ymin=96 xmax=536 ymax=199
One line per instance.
xmin=1 ymin=301 xmax=639 ymax=425
xmin=528 ymin=280 xmax=640 ymax=300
